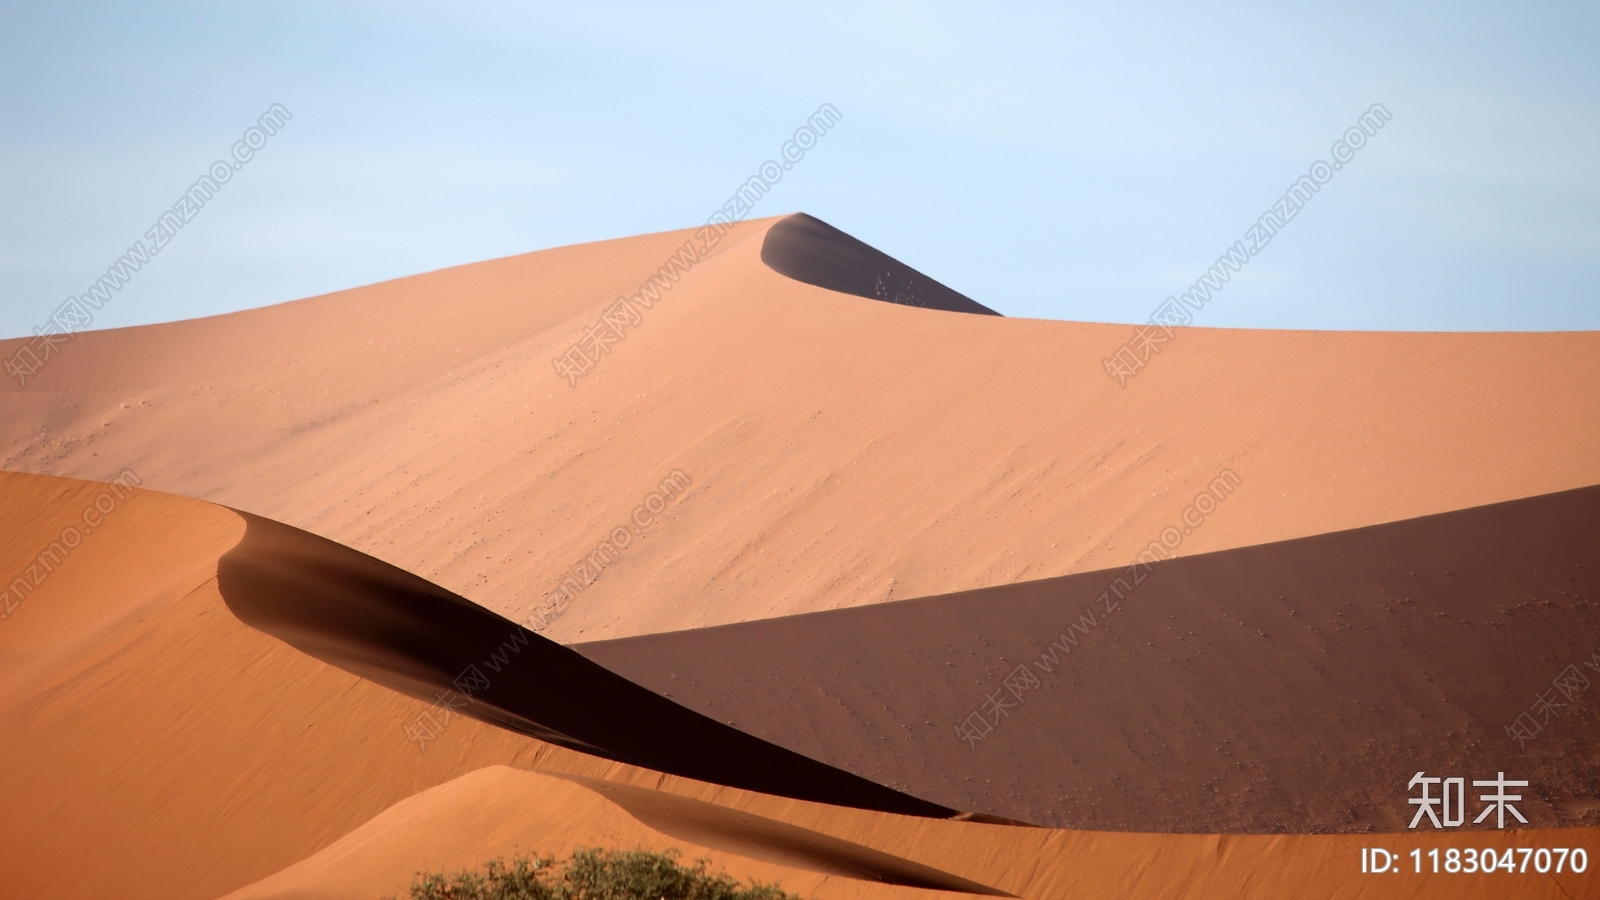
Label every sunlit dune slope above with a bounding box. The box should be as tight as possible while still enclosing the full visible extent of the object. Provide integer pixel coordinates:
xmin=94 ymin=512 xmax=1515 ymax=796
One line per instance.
xmin=229 ymin=765 xmax=1598 ymax=900
xmin=579 ymin=486 xmax=1600 ymax=833
xmin=3 ymin=216 xmax=1597 ymax=642
xmin=221 ymin=765 xmax=1008 ymax=900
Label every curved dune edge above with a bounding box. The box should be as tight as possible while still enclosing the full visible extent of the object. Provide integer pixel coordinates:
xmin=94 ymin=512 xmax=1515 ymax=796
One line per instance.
xmin=546 ymin=772 xmax=1011 ymax=894
xmin=758 ymin=213 xmax=999 ymax=315
xmin=578 ymin=484 xmax=1600 ymax=833
xmin=0 ymin=470 xmax=532 ymax=900
xmin=215 ymin=510 xmax=955 ymax=820
xmin=8 ymin=219 xmax=1598 ymax=644
xmin=0 ymin=471 xmax=1006 ymax=899
xmin=222 ymin=765 xmax=1012 ymax=900
xmin=227 ymin=765 xmax=1600 ymax=900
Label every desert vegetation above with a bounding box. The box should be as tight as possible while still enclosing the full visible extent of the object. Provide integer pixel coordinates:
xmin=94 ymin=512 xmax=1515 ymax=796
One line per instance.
xmin=396 ymin=847 xmax=801 ymax=900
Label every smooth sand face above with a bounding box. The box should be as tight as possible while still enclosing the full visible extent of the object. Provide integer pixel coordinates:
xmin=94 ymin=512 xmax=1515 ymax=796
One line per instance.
xmin=3 ymin=216 xmax=1598 ymax=643
xmin=578 ymin=486 xmax=1600 ymax=833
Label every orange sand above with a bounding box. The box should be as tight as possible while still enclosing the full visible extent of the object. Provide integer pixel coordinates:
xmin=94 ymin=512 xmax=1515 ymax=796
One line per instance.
xmin=3 ymin=216 xmax=1597 ymax=642
xmin=3 ymin=209 xmax=1597 ymax=899
xmin=4 ymin=472 xmax=1596 ymax=899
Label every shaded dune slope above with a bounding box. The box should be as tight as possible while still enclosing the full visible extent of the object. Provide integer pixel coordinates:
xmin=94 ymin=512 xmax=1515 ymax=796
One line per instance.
xmin=550 ymin=772 xmax=1010 ymax=894
xmin=217 ymin=511 xmax=954 ymax=819
xmin=759 ymin=213 xmax=999 ymax=315
xmin=578 ymin=485 xmax=1600 ymax=833
xmin=4 ymin=218 xmax=1597 ymax=642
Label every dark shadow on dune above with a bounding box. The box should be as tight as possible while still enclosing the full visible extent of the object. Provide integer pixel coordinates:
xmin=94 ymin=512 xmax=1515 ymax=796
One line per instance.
xmin=761 ymin=213 xmax=1000 ymax=316
xmin=215 ymin=511 xmax=957 ymax=821
xmin=549 ymin=771 xmax=1014 ymax=895
xmin=578 ymin=485 xmax=1600 ymax=834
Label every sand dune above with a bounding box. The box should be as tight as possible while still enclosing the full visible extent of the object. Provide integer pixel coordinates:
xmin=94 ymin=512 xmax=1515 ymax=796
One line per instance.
xmin=222 ymin=766 xmax=1009 ymax=900
xmin=4 ymin=209 xmax=1597 ymax=898
xmin=0 ymin=471 xmax=536 ymax=899
xmin=0 ymin=471 xmax=953 ymax=897
xmin=3 ymin=215 xmax=1597 ymax=642
xmin=579 ymin=486 xmax=1600 ymax=833
xmin=4 ymin=469 xmax=1595 ymax=900
xmin=227 ymin=765 xmax=1599 ymax=900
xmin=548 ymin=773 xmax=1008 ymax=894
xmin=0 ymin=471 xmax=972 ymax=899
xmin=758 ymin=213 xmax=999 ymax=315
xmin=218 ymin=510 xmax=952 ymax=818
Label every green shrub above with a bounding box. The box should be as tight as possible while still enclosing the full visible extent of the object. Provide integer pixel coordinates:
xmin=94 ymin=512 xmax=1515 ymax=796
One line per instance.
xmin=396 ymin=847 xmax=801 ymax=900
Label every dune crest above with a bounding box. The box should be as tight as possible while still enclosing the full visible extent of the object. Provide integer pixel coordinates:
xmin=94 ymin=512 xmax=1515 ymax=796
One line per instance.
xmin=759 ymin=213 xmax=999 ymax=315
xmin=217 ymin=510 xmax=955 ymax=819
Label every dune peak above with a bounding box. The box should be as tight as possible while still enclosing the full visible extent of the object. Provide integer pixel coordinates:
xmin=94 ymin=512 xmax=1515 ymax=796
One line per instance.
xmin=760 ymin=213 xmax=1000 ymax=315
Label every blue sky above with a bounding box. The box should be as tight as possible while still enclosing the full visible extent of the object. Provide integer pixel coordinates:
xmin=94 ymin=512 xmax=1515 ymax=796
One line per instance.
xmin=1 ymin=1 xmax=1596 ymax=338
